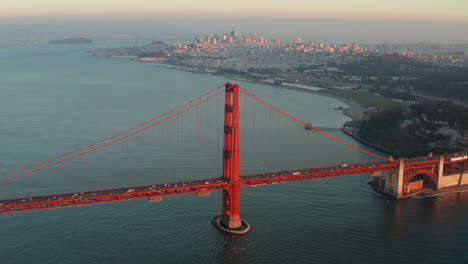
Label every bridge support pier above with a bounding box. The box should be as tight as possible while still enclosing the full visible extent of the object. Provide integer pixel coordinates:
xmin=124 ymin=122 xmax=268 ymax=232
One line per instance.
xmin=436 ymin=155 xmax=444 ymax=190
xmin=213 ymin=82 xmax=250 ymax=235
xmin=436 ymin=155 xmax=468 ymax=188
xmin=384 ymin=159 xmax=404 ymax=199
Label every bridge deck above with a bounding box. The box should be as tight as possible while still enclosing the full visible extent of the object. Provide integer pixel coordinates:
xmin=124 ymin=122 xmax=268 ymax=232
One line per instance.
xmin=0 ymin=160 xmax=395 ymax=214
xmin=1 ymin=152 xmax=466 ymax=214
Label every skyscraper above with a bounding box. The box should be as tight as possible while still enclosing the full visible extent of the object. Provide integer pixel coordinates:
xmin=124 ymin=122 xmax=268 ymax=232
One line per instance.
xmin=231 ymin=26 xmax=238 ymax=41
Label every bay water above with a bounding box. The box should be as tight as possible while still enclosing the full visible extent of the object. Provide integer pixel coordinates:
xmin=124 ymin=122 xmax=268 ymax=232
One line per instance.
xmin=0 ymin=41 xmax=467 ymax=264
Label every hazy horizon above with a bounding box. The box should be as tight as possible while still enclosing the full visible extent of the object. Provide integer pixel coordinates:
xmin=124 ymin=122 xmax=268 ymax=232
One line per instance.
xmin=2 ymin=0 xmax=468 ymax=44
xmin=3 ymin=0 xmax=468 ymax=22
xmin=1 ymin=18 xmax=468 ymax=44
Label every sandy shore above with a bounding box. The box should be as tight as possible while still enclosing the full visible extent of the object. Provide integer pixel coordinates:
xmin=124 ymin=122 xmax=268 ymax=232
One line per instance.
xmin=153 ymin=63 xmax=367 ymax=122
xmin=226 ymin=75 xmax=367 ymax=122
xmin=339 ymin=97 xmax=367 ymax=121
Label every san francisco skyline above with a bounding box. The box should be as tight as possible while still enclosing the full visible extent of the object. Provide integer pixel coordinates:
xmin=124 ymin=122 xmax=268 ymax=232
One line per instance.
xmin=1 ymin=1 xmax=468 ymax=44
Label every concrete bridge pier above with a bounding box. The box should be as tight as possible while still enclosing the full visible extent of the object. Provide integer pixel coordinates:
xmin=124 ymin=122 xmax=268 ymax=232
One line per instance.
xmin=437 ymin=155 xmax=444 ymax=190
xmin=384 ymin=159 xmax=404 ymax=199
xmin=437 ymin=155 xmax=468 ymax=189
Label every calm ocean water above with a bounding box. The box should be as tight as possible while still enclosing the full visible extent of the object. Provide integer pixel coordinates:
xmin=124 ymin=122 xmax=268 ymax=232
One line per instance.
xmin=0 ymin=40 xmax=467 ymax=264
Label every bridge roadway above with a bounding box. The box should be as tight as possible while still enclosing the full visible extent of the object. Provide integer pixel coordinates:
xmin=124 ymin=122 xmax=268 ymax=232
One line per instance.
xmin=1 ymin=151 xmax=466 ymax=214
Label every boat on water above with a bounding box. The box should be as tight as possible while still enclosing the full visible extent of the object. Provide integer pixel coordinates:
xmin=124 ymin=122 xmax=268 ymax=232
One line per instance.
xmin=305 ymin=123 xmax=312 ymax=130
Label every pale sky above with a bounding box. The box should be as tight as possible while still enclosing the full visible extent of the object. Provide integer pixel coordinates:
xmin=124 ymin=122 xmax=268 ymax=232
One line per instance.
xmin=1 ymin=0 xmax=467 ymax=43
xmin=2 ymin=0 xmax=468 ymax=22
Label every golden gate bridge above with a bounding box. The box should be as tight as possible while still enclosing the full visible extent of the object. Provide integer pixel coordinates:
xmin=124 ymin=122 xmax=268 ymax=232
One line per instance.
xmin=0 ymin=83 xmax=466 ymax=234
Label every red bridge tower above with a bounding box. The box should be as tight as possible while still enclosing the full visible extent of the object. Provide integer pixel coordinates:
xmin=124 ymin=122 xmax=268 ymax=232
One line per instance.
xmin=212 ymin=82 xmax=250 ymax=234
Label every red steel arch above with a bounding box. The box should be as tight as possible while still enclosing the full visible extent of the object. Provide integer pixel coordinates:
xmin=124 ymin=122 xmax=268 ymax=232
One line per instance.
xmin=404 ymin=169 xmax=438 ymax=188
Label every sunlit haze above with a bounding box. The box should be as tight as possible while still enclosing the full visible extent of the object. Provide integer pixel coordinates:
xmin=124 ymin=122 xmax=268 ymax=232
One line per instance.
xmin=1 ymin=0 xmax=468 ymax=43
xmin=2 ymin=0 xmax=468 ymax=21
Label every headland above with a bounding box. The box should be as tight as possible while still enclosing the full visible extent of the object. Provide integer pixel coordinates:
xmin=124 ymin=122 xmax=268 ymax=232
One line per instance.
xmin=88 ymin=31 xmax=467 ymax=198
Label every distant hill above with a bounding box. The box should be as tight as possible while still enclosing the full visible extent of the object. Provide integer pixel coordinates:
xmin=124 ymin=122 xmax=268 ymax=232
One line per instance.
xmin=50 ymin=37 xmax=92 ymax=44
xmin=412 ymin=70 xmax=468 ymax=101
xmin=339 ymin=53 xmax=417 ymax=77
xmin=357 ymin=107 xmax=432 ymax=157
xmin=371 ymin=53 xmax=415 ymax=65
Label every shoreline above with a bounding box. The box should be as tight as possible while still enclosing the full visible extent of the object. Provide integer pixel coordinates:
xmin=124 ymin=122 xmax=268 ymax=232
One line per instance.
xmin=126 ymin=60 xmax=468 ymax=200
xmin=153 ymin=64 xmax=367 ymax=122
xmin=228 ymin=75 xmax=367 ymax=122
xmin=215 ymin=74 xmax=367 ymax=122
xmin=192 ymin=68 xmax=468 ymax=199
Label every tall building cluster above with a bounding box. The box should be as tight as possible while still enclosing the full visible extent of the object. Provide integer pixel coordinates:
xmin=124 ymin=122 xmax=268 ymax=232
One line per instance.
xmin=194 ymin=27 xmax=277 ymax=46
